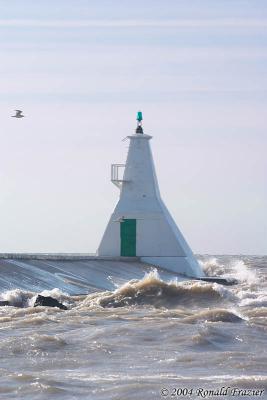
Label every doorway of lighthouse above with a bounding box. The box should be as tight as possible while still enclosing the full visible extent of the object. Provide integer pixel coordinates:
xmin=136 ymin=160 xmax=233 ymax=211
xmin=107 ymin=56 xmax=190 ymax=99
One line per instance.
xmin=120 ymin=219 xmax=136 ymax=256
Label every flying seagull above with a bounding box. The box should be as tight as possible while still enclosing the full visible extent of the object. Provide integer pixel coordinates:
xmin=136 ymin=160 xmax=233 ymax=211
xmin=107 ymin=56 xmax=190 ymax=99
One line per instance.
xmin=113 ymin=216 xmax=160 ymax=223
xmin=113 ymin=216 xmax=126 ymax=223
xmin=12 ymin=110 xmax=25 ymax=118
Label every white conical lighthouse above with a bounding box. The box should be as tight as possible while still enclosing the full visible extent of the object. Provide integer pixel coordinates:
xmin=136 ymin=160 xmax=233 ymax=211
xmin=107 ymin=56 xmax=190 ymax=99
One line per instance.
xmin=97 ymin=112 xmax=205 ymax=278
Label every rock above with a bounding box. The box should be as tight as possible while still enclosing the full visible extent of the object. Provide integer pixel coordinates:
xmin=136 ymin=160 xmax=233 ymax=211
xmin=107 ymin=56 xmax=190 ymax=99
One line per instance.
xmin=34 ymin=295 xmax=67 ymax=310
xmin=0 ymin=301 xmax=9 ymax=306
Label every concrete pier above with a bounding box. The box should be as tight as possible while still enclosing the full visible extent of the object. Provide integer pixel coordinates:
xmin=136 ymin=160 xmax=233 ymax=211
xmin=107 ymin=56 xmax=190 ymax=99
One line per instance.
xmin=0 ymin=253 xmax=139 ymax=261
xmin=0 ymin=254 xmax=187 ymax=294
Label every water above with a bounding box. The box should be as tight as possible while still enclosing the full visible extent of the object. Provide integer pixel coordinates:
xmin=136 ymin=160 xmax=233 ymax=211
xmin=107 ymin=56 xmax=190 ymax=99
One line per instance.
xmin=0 ymin=256 xmax=266 ymax=399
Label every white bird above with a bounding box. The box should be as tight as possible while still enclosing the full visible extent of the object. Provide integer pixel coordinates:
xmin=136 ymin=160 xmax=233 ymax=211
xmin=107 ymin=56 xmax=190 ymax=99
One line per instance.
xmin=12 ymin=110 xmax=25 ymax=118
xmin=113 ymin=216 xmax=126 ymax=223
xmin=113 ymin=216 xmax=160 ymax=223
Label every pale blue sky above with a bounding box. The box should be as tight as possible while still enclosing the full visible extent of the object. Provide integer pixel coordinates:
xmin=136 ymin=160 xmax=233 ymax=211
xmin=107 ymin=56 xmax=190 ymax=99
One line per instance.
xmin=0 ymin=1 xmax=266 ymax=254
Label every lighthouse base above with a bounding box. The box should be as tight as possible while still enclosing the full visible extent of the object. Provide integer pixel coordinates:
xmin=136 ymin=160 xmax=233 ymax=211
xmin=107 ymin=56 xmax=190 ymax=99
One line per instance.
xmin=141 ymin=256 xmax=204 ymax=279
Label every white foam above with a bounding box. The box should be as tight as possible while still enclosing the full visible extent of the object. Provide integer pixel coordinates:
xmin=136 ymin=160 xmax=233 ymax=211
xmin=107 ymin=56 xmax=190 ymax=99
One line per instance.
xmin=0 ymin=288 xmax=34 ymax=307
xmin=227 ymin=260 xmax=259 ymax=285
xmin=239 ymin=294 xmax=267 ymax=307
xmin=199 ymin=257 xmax=224 ymax=276
xmin=39 ymin=288 xmax=69 ymax=299
xmin=0 ymin=287 xmax=71 ymax=308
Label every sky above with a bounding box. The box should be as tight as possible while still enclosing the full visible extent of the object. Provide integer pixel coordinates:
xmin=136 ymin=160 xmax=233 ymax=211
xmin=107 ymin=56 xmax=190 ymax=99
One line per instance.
xmin=0 ymin=0 xmax=266 ymax=254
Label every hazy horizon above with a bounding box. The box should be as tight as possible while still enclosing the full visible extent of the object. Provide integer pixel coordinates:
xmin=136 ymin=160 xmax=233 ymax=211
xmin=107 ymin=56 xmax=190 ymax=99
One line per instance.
xmin=0 ymin=0 xmax=266 ymax=255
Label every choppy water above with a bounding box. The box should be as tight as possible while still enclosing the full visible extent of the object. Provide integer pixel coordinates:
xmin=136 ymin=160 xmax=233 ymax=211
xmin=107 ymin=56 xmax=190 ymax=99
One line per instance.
xmin=0 ymin=256 xmax=266 ymax=399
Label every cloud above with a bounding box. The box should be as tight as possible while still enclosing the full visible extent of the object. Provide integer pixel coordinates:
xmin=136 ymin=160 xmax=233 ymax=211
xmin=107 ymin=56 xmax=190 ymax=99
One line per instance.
xmin=0 ymin=18 xmax=266 ymax=29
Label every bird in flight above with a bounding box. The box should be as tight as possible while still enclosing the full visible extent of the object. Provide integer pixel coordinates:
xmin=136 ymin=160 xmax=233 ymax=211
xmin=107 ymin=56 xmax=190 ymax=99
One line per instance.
xmin=113 ymin=216 xmax=126 ymax=223
xmin=113 ymin=216 xmax=159 ymax=223
xmin=12 ymin=110 xmax=25 ymax=118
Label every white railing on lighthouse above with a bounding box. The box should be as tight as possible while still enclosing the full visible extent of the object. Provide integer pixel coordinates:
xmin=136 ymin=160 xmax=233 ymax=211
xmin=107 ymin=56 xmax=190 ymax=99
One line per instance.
xmin=111 ymin=164 xmax=127 ymax=188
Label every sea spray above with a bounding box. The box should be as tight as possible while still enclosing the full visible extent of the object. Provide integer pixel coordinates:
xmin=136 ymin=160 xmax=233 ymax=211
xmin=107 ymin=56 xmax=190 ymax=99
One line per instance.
xmin=0 ymin=288 xmax=73 ymax=309
xmin=0 ymin=288 xmax=34 ymax=308
xmin=228 ymin=259 xmax=259 ymax=285
xmin=200 ymin=257 xmax=225 ymax=276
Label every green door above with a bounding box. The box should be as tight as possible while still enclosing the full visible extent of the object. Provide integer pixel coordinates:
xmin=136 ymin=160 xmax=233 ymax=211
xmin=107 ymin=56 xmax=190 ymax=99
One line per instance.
xmin=120 ymin=219 xmax=136 ymax=256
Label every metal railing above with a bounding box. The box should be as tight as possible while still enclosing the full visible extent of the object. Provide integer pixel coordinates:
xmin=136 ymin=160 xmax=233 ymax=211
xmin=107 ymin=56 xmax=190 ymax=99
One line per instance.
xmin=111 ymin=164 xmax=127 ymax=188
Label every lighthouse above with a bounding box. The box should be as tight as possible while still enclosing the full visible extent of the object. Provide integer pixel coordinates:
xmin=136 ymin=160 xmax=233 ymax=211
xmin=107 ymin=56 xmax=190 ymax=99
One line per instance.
xmin=97 ymin=112 xmax=205 ymax=279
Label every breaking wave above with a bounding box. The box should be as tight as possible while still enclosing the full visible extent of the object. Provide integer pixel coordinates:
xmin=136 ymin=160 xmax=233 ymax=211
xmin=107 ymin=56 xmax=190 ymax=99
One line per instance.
xmin=81 ymin=271 xmax=235 ymax=309
xmin=200 ymin=257 xmax=225 ymax=276
xmin=200 ymin=257 xmax=259 ymax=285
xmin=227 ymin=260 xmax=259 ymax=285
xmin=0 ymin=288 xmax=71 ymax=308
xmin=0 ymin=268 xmax=263 ymax=315
xmin=239 ymin=294 xmax=267 ymax=308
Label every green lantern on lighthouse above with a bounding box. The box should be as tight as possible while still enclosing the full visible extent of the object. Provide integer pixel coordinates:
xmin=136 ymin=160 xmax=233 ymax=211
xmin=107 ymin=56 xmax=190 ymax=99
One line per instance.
xmin=136 ymin=111 xmax=143 ymax=134
xmin=136 ymin=111 xmax=143 ymax=122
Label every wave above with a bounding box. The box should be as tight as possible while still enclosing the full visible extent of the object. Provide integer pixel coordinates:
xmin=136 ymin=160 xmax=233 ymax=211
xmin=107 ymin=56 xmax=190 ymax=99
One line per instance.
xmin=182 ymin=308 xmax=244 ymax=323
xmin=227 ymin=260 xmax=259 ymax=285
xmin=81 ymin=271 xmax=235 ymax=309
xmin=200 ymin=257 xmax=259 ymax=286
xmin=0 ymin=288 xmax=71 ymax=308
xmin=1 ymin=268 xmax=264 ymax=314
xmin=200 ymin=257 xmax=225 ymax=276
xmin=239 ymin=294 xmax=267 ymax=308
